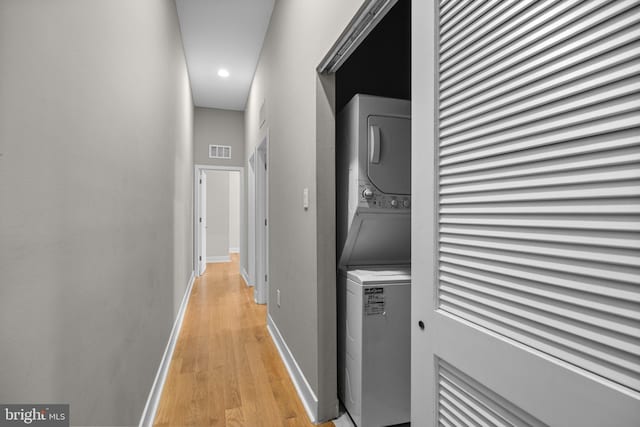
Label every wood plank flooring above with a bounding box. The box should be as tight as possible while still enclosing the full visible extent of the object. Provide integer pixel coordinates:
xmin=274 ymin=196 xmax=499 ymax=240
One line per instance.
xmin=154 ymin=255 xmax=334 ymax=427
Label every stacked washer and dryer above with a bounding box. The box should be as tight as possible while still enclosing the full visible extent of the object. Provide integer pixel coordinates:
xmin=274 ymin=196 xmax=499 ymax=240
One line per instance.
xmin=336 ymin=94 xmax=411 ymax=427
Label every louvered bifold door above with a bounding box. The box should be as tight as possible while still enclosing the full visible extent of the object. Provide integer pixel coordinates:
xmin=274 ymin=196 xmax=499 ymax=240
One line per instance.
xmin=412 ymin=1 xmax=640 ymax=426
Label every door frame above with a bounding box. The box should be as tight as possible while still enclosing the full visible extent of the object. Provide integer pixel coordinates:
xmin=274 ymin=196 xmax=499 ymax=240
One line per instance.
xmin=253 ymin=134 xmax=269 ymax=305
xmin=411 ymin=1 xmax=436 ymax=423
xmin=193 ymin=164 xmax=245 ymax=277
xmin=247 ymin=153 xmax=256 ymax=287
xmin=313 ymin=0 xmax=403 ymax=421
xmin=198 ymin=170 xmax=207 ymax=275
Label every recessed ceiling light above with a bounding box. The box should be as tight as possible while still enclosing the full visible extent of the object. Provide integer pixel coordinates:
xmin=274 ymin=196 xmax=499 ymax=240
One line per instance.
xmin=217 ymin=68 xmax=230 ymax=78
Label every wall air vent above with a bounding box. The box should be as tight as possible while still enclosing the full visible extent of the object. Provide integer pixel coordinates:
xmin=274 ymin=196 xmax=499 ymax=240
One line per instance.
xmin=209 ymin=144 xmax=232 ymax=159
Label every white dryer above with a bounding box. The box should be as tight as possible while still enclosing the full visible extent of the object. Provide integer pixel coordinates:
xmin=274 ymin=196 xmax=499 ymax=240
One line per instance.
xmin=336 ymin=94 xmax=411 ymax=269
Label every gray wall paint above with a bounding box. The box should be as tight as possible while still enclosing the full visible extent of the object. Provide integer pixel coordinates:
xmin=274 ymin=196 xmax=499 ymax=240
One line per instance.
xmin=206 ymin=170 xmax=230 ymax=259
xmin=194 ymin=107 xmax=245 ymax=167
xmin=0 ymin=1 xmax=194 ymax=426
xmin=244 ymin=0 xmax=365 ymax=420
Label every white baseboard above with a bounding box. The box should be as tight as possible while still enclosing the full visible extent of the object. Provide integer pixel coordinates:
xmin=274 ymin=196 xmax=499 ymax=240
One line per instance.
xmin=139 ymin=271 xmax=196 ymax=427
xmin=241 ymin=267 xmax=252 ymax=287
xmin=229 ymin=247 xmax=240 ymax=253
xmin=206 ymin=255 xmax=231 ymax=263
xmin=267 ymin=314 xmax=318 ymax=423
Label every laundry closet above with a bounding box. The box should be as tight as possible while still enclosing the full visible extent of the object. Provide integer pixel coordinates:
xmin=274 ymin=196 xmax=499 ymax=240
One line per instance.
xmin=334 ymin=2 xmax=412 ymax=426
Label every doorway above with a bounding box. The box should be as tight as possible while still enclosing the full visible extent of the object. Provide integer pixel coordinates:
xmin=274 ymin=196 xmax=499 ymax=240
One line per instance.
xmin=316 ymin=0 xmax=411 ymax=423
xmin=194 ymin=165 xmax=244 ymax=278
xmin=251 ymin=134 xmax=269 ymax=305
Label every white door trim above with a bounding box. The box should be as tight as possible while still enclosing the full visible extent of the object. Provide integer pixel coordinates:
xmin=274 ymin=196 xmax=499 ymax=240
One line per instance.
xmin=198 ymin=170 xmax=207 ymax=275
xmin=253 ymin=133 xmax=269 ymax=305
xmin=411 ymin=0 xmax=436 ymax=424
xmin=247 ymin=153 xmax=256 ymax=287
xmin=193 ymin=164 xmax=245 ymax=277
xmin=308 ymin=1 xmax=403 ymax=421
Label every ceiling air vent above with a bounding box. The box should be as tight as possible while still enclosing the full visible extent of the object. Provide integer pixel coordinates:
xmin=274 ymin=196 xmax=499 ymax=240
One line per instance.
xmin=209 ymin=144 xmax=232 ymax=159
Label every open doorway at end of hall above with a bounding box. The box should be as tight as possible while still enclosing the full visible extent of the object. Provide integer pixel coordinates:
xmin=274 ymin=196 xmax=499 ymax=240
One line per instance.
xmin=194 ymin=166 xmax=243 ymax=277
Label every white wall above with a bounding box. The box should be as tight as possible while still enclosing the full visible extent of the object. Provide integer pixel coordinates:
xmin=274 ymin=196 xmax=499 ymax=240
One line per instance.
xmin=0 ymin=1 xmax=194 ymax=425
xmin=204 ymin=170 xmax=241 ymax=260
xmin=229 ymin=171 xmax=241 ymax=252
xmin=244 ymin=0 xmax=365 ymax=421
xmin=206 ymin=170 xmax=230 ymax=260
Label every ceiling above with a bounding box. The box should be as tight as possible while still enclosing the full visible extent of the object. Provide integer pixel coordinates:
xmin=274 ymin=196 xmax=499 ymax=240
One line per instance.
xmin=176 ymin=0 xmax=275 ymax=111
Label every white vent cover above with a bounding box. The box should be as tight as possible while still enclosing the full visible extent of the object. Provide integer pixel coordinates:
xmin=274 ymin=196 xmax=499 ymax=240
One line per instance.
xmin=209 ymin=144 xmax=231 ymax=159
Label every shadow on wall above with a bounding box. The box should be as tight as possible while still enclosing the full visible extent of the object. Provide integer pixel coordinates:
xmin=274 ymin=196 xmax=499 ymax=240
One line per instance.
xmin=335 ymin=0 xmax=411 ymax=112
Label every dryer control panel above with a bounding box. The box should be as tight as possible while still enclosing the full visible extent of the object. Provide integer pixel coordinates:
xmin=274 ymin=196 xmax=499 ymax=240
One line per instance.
xmin=359 ymin=182 xmax=411 ymax=210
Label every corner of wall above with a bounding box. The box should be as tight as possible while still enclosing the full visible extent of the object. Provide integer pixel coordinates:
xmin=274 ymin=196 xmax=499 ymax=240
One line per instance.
xmin=315 ymin=72 xmax=339 ymax=423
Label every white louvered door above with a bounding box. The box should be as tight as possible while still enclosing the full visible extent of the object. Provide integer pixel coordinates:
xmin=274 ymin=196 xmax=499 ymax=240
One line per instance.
xmin=412 ymin=1 xmax=640 ymax=426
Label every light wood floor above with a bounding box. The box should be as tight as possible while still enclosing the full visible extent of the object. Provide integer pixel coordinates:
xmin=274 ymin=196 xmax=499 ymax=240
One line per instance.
xmin=154 ymin=255 xmax=334 ymax=427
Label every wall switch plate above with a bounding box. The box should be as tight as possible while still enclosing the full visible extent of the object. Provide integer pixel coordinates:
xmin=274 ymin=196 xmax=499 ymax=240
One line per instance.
xmin=277 ymin=289 xmax=281 ymax=307
xmin=303 ymin=188 xmax=309 ymax=210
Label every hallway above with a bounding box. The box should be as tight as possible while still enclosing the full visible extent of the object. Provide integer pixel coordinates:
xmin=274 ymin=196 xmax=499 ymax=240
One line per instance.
xmin=153 ymin=255 xmax=334 ymax=427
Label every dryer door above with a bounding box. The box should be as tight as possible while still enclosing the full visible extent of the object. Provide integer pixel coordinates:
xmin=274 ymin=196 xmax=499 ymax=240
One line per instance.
xmin=367 ymin=115 xmax=411 ymax=195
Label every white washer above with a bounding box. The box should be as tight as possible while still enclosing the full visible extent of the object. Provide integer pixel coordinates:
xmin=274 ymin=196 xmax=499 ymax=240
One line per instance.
xmin=338 ymin=267 xmax=411 ymax=427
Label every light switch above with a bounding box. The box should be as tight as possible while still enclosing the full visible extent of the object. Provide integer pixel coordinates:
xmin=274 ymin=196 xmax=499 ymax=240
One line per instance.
xmin=303 ymin=188 xmax=309 ymax=210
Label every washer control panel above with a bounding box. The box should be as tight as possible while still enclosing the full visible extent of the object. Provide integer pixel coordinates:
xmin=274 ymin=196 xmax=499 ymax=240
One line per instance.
xmin=359 ymin=182 xmax=410 ymax=210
